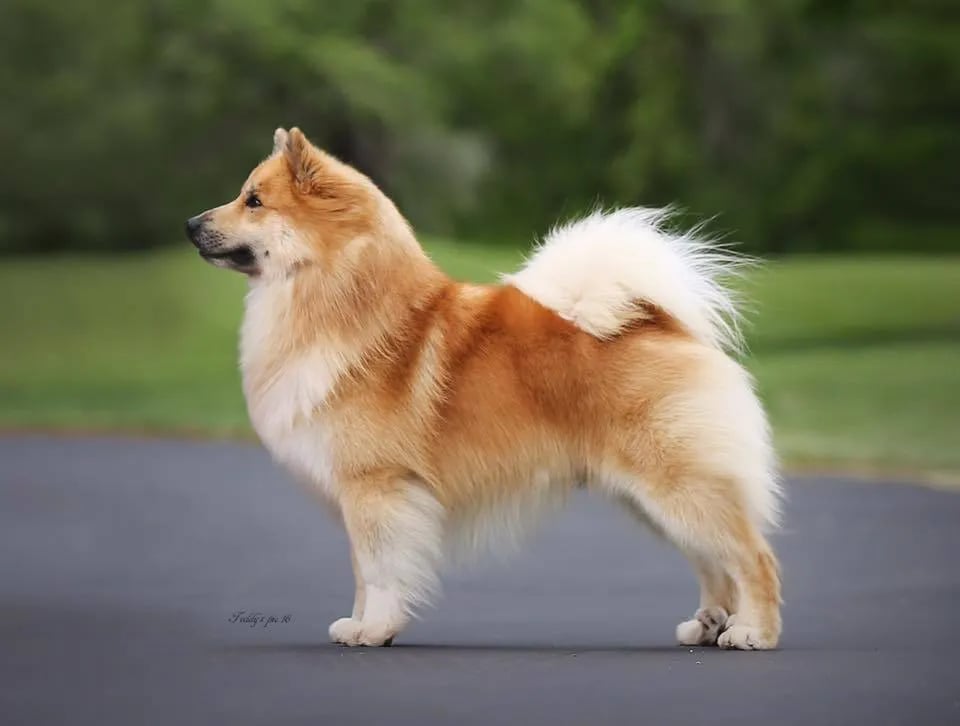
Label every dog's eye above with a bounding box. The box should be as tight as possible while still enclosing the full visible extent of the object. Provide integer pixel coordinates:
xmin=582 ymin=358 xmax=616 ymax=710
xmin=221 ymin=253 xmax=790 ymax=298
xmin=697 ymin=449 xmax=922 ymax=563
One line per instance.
xmin=245 ymin=193 xmax=262 ymax=209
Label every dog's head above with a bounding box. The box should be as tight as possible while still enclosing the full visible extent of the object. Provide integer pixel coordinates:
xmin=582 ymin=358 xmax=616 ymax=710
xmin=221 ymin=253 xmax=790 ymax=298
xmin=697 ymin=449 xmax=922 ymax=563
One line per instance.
xmin=185 ymin=127 xmax=387 ymax=278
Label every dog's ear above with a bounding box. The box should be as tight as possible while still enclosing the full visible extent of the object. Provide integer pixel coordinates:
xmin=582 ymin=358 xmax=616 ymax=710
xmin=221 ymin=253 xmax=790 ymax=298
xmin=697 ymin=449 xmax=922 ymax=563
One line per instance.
xmin=284 ymin=127 xmax=324 ymax=193
xmin=271 ymin=127 xmax=289 ymax=156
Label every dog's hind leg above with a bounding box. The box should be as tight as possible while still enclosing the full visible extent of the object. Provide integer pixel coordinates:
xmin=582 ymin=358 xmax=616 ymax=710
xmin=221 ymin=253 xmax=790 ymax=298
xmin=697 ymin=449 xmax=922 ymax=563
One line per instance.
xmin=674 ymin=553 xmax=739 ymax=645
xmin=617 ymin=490 xmax=740 ymax=646
xmin=329 ymin=472 xmax=444 ymax=647
xmin=607 ymin=470 xmax=782 ymax=650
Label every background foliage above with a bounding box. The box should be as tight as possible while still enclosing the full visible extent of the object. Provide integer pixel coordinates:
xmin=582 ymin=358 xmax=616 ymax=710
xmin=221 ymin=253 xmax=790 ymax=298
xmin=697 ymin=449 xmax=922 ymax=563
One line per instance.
xmin=2 ymin=0 xmax=957 ymax=254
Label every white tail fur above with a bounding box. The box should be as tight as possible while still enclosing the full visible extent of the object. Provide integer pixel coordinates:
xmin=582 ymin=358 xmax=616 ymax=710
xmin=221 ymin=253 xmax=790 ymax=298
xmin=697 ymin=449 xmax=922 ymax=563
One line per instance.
xmin=505 ymin=208 xmax=747 ymax=350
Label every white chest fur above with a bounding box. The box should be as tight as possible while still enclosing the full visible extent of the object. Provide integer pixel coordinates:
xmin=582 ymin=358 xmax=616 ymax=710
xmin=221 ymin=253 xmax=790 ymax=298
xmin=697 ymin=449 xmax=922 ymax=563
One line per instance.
xmin=239 ymin=280 xmax=348 ymax=496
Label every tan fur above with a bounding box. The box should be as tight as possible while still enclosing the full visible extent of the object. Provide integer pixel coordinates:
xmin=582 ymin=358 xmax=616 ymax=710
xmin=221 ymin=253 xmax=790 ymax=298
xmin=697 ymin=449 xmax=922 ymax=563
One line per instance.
xmin=187 ymin=127 xmax=783 ymax=650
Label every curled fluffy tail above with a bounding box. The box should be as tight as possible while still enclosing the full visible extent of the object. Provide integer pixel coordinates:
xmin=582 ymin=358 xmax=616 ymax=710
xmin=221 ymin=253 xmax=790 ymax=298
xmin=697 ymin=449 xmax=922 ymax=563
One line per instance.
xmin=505 ymin=208 xmax=747 ymax=351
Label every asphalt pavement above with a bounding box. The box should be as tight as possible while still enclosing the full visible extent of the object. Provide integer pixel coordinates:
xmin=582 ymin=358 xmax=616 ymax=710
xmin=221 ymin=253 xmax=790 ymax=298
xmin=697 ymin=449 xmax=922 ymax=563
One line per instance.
xmin=1 ymin=435 xmax=958 ymax=725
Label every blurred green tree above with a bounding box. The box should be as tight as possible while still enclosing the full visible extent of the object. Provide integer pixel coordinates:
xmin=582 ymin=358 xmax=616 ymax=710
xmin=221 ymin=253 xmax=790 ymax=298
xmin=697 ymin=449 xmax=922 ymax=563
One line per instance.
xmin=0 ymin=0 xmax=955 ymax=253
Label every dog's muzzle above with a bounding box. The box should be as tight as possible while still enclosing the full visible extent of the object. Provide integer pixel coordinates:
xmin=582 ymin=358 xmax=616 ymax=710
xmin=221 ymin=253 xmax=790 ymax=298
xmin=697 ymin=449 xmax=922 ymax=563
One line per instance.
xmin=185 ymin=213 xmax=258 ymax=273
xmin=185 ymin=214 xmax=206 ymax=240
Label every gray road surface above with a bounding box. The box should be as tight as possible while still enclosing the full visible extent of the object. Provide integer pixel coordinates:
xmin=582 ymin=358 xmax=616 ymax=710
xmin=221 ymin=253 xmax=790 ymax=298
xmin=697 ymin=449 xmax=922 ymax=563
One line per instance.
xmin=1 ymin=436 xmax=958 ymax=725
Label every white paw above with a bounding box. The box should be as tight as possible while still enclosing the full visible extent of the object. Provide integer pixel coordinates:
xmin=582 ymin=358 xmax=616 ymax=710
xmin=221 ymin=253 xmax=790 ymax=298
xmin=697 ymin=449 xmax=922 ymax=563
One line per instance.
xmin=717 ymin=623 xmax=777 ymax=650
xmin=676 ymin=606 xmax=728 ymax=646
xmin=328 ymin=617 xmax=397 ymax=647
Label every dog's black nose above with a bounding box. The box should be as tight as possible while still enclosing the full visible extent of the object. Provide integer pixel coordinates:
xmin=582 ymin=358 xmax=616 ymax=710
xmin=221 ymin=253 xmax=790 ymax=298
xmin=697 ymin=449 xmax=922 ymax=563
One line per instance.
xmin=185 ymin=214 xmax=205 ymax=239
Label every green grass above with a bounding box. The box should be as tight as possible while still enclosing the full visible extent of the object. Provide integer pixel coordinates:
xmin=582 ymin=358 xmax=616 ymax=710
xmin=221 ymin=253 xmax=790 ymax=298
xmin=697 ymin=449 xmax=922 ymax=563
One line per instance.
xmin=1 ymin=243 xmax=958 ymax=479
xmin=739 ymin=257 xmax=960 ymax=478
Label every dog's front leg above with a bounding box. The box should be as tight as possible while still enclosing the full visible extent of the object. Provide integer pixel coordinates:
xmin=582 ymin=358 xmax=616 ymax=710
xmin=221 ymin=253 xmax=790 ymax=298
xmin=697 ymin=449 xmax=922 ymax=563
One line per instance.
xmin=349 ymin=546 xmax=366 ymax=621
xmin=329 ymin=472 xmax=444 ymax=647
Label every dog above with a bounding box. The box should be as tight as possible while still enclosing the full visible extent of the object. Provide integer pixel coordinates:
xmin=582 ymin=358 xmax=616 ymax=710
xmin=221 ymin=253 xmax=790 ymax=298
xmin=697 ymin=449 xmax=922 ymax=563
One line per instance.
xmin=185 ymin=127 xmax=783 ymax=650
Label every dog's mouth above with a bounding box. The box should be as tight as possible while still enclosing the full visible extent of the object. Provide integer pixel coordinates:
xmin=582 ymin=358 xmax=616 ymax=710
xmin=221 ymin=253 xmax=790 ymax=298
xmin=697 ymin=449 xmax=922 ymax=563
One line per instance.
xmin=199 ymin=245 xmax=257 ymax=272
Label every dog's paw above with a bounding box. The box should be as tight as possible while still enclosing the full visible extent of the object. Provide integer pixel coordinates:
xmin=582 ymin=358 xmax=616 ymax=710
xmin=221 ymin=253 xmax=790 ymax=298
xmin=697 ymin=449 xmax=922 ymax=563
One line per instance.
xmin=676 ymin=606 xmax=728 ymax=646
xmin=329 ymin=617 xmax=363 ymax=645
xmin=329 ymin=617 xmax=396 ymax=647
xmin=717 ymin=623 xmax=777 ymax=650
